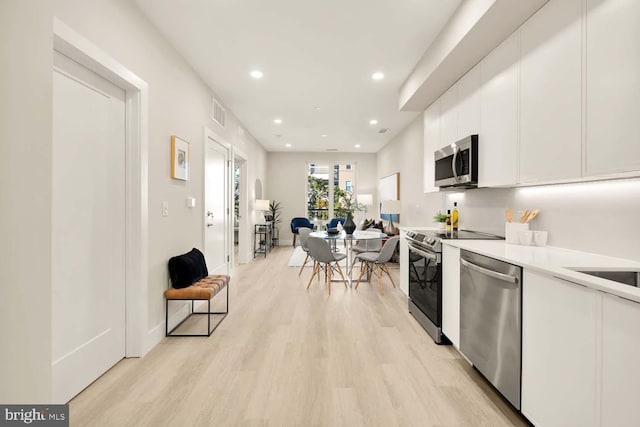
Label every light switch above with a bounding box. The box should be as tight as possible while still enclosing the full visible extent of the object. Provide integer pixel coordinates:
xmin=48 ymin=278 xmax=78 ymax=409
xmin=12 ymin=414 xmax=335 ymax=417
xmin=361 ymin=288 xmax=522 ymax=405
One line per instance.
xmin=186 ymin=197 xmax=196 ymax=208
xmin=162 ymin=201 xmax=169 ymax=217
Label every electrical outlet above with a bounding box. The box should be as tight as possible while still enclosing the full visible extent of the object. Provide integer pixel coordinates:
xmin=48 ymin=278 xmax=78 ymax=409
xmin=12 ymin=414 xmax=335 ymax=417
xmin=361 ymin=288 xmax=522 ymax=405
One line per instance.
xmin=162 ymin=201 xmax=169 ymax=217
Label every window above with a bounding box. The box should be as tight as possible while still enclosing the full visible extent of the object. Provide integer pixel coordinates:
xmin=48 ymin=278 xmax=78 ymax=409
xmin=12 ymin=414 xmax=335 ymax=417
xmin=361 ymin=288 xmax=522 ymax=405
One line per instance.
xmin=306 ymin=162 xmax=357 ymax=220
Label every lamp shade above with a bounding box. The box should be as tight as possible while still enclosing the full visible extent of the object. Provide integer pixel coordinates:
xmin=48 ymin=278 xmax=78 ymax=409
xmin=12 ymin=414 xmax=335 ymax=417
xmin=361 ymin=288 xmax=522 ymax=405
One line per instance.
xmin=357 ymin=194 xmax=373 ymax=206
xmin=380 ymin=199 xmax=401 ymax=214
xmin=255 ymin=199 xmax=270 ymax=211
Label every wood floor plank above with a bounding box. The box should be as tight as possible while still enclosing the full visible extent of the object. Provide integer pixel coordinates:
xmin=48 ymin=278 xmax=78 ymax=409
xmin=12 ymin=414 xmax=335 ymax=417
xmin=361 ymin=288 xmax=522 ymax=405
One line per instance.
xmin=69 ymin=246 xmax=527 ymax=426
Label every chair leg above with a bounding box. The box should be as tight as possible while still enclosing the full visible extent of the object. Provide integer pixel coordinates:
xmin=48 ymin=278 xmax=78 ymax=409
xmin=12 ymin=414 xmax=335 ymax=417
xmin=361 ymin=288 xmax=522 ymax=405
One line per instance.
xmin=381 ymin=264 xmax=396 ymax=288
xmin=377 ymin=264 xmax=384 ymax=295
xmin=307 ymin=261 xmax=319 ymax=289
xmin=335 ymin=262 xmax=347 ymax=288
xmin=298 ymin=253 xmax=310 ymax=277
xmin=293 ymin=234 xmax=297 ymax=247
xmin=326 ymin=264 xmax=331 ymax=296
xmin=355 ymin=261 xmax=367 ymax=289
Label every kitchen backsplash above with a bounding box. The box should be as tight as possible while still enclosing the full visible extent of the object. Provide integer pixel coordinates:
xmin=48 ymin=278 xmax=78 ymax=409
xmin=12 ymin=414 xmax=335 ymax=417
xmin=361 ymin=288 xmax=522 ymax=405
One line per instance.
xmin=404 ymin=178 xmax=640 ymax=262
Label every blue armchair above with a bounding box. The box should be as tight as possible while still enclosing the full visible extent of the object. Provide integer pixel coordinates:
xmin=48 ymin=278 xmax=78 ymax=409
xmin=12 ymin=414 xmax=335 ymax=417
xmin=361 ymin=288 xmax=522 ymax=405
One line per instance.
xmin=290 ymin=217 xmax=314 ymax=247
xmin=326 ymin=218 xmax=345 ymax=231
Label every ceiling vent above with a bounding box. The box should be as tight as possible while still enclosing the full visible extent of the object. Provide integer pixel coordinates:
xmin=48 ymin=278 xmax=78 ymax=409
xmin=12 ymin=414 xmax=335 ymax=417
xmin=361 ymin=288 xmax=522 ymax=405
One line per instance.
xmin=325 ymin=148 xmax=339 ymax=152
xmin=212 ymin=97 xmax=226 ymax=128
xmin=378 ymin=128 xmax=389 ymax=134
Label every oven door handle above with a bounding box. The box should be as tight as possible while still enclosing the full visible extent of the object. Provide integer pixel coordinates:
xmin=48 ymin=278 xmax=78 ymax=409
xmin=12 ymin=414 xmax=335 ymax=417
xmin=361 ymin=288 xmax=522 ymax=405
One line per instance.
xmin=460 ymin=258 xmax=519 ymax=286
xmin=408 ymin=243 xmax=438 ymax=261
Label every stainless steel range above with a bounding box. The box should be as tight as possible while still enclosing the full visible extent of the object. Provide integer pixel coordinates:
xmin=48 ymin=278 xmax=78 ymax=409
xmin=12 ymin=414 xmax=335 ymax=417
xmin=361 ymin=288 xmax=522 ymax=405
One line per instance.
xmin=405 ymin=229 xmax=503 ymax=344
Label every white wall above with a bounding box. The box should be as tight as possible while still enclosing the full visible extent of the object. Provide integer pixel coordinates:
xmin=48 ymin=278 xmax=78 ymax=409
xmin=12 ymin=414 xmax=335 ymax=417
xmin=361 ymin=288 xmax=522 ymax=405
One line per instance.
xmin=378 ymin=118 xmax=640 ymax=262
xmin=0 ymin=1 xmax=54 ymax=404
xmin=0 ymin=0 xmax=267 ymax=402
xmin=266 ymin=152 xmax=377 ymax=245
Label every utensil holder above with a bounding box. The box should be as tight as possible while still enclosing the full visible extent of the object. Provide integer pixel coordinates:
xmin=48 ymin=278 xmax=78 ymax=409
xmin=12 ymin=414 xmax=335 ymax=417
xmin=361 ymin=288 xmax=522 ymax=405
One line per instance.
xmin=505 ymin=222 xmax=529 ymax=244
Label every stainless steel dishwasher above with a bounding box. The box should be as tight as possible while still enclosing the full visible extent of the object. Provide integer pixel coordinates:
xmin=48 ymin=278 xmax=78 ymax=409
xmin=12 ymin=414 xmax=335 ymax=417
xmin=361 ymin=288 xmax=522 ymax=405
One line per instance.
xmin=460 ymin=250 xmax=522 ymax=410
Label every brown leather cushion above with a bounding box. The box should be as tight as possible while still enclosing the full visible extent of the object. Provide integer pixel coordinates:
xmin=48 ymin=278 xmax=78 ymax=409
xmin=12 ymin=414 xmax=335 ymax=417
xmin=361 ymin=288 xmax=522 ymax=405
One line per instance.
xmin=164 ymin=275 xmax=230 ymax=300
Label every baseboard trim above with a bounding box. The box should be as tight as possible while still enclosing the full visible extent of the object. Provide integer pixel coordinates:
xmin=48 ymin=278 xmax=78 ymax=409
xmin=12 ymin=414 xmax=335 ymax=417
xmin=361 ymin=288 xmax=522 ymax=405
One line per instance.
xmin=143 ymin=303 xmax=190 ymax=355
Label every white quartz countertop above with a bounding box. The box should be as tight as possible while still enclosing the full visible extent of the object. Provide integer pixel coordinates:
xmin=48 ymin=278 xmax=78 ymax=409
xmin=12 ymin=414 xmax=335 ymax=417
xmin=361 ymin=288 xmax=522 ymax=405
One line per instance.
xmin=442 ymin=240 xmax=640 ymax=303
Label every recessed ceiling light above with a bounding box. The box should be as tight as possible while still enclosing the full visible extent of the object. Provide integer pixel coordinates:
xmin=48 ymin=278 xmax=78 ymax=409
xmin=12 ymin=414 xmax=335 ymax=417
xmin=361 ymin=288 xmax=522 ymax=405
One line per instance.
xmin=372 ymin=72 xmax=384 ymax=80
xmin=250 ymin=70 xmax=263 ymax=79
xmin=355 ymin=144 xmax=361 ymax=148
xmin=285 ymin=143 xmax=292 ymax=148
xmin=273 ymin=118 xmax=282 ymax=124
xmin=369 ymin=119 xmax=378 ymax=125
xmin=321 ymin=134 xmax=328 ymax=138
xmin=315 ymin=106 xmax=321 ymax=110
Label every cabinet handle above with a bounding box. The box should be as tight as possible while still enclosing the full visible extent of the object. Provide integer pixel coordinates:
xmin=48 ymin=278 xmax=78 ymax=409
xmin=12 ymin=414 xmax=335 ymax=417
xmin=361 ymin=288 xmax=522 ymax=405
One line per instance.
xmin=461 ymin=257 xmax=519 ymax=284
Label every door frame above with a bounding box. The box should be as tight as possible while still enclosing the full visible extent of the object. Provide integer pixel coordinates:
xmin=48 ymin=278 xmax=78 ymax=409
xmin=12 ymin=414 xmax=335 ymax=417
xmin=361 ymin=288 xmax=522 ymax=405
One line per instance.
xmin=54 ymin=18 xmax=149 ymax=357
xmin=203 ymin=127 xmax=232 ymax=276
xmin=233 ymin=146 xmax=250 ymax=265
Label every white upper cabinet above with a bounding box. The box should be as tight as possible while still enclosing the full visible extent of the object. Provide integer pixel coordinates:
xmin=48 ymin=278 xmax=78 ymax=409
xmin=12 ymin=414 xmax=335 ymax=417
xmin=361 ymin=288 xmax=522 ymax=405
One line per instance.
xmin=479 ymin=30 xmax=520 ymax=187
xmin=423 ymin=100 xmax=440 ymax=193
xmin=519 ymin=0 xmax=582 ymax=183
xmin=585 ymin=0 xmax=640 ymax=176
xmin=457 ymin=65 xmax=481 ymax=139
xmin=439 ymin=84 xmax=458 ymax=147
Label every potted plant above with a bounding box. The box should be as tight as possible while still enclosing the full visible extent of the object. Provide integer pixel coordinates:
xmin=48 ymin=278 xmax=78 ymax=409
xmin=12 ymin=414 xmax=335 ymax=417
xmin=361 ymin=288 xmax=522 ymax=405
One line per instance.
xmin=433 ymin=211 xmax=447 ymax=229
xmin=268 ymin=200 xmax=282 ymax=245
xmin=339 ymin=192 xmax=367 ymax=235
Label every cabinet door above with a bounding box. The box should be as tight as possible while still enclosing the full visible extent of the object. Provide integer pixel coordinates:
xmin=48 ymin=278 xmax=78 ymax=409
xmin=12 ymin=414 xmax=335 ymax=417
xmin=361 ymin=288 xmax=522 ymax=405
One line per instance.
xmin=440 ymin=84 xmax=458 ymax=147
xmin=519 ymin=0 xmax=582 ymax=183
xmin=399 ymin=231 xmax=409 ymax=295
xmin=479 ymin=30 xmax=519 ymax=187
xmin=585 ymin=0 xmax=640 ymax=176
xmin=423 ymin=100 xmax=440 ymax=193
xmin=601 ymin=293 xmax=640 ymax=427
xmin=441 ymin=245 xmax=460 ymax=348
xmin=457 ymin=65 xmax=481 ymax=138
xmin=521 ymin=270 xmax=597 ymax=427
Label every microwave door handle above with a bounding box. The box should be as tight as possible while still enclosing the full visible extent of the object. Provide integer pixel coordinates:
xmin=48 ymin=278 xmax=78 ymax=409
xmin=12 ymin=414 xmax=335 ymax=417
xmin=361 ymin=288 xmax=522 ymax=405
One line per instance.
xmin=460 ymin=258 xmax=519 ymax=289
xmin=452 ymin=147 xmax=460 ymax=182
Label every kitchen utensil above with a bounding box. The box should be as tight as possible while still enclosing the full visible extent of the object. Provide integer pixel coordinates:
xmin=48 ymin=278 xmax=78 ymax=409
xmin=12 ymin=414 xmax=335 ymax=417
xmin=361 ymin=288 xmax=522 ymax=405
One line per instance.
xmin=518 ymin=210 xmax=530 ymax=223
xmin=524 ymin=209 xmax=539 ymax=223
xmin=505 ymin=208 xmax=514 ymax=223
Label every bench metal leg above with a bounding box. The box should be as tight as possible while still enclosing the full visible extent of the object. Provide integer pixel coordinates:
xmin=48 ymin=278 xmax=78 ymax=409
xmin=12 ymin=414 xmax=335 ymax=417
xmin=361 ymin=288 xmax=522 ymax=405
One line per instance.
xmin=165 ymin=283 xmax=229 ymax=337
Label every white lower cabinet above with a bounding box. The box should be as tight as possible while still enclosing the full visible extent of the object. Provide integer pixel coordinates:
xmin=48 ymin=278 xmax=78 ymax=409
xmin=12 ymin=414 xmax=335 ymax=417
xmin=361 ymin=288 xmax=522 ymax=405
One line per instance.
xmin=441 ymin=245 xmax=460 ymax=348
xmin=523 ymin=270 xmax=640 ymax=426
xmin=399 ymin=230 xmax=409 ymax=295
xmin=522 ymin=270 xmax=597 ymax=427
xmin=601 ymin=293 xmax=640 ymax=427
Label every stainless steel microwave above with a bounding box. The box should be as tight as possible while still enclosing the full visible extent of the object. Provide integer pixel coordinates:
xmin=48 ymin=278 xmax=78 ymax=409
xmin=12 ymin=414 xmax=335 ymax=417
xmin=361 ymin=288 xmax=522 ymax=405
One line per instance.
xmin=434 ymin=135 xmax=478 ymax=189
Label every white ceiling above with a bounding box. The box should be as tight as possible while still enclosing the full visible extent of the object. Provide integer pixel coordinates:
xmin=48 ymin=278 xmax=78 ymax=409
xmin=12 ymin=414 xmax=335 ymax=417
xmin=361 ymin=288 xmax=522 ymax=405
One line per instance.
xmin=134 ymin=0 xmax=462 ymax=153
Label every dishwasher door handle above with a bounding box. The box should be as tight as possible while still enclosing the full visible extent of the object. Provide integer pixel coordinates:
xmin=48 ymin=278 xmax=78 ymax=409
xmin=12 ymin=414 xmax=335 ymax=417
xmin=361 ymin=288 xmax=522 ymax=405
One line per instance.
xmin=461 ymin=258 xmax=519 ymax=287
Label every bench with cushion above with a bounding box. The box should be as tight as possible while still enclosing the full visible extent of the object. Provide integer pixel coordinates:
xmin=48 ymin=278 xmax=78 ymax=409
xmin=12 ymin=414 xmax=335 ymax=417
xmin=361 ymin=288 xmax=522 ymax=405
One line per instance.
xmin=165 ymin=248 xmax=229 ymax=337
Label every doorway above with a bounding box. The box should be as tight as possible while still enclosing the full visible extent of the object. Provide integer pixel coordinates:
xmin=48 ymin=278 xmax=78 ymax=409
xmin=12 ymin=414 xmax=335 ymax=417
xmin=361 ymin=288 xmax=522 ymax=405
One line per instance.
xmin=204 ymin=129 xmax=231 ymax=276
xmin=233 ymin=147 xmax=249 ymax=265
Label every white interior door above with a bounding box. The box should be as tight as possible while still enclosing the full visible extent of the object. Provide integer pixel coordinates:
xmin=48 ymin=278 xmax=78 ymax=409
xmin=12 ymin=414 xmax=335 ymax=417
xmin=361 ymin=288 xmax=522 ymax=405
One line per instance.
xmin=52 ymin=51 xmax=126 ymax=403
xmin=205 ymin=136 xmax=230 ymax=275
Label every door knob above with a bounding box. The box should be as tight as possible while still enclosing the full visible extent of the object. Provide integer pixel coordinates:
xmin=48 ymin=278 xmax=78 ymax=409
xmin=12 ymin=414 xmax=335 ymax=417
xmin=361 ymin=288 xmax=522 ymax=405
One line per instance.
xmin=207 ymin=211 xmax=214 ymax=218
xmin=207 ymin=223 xmax=214 ymax=228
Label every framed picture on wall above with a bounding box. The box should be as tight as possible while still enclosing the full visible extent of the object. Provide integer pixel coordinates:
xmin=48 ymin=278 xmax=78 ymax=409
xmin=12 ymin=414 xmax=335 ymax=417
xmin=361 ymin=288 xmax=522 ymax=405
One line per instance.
xmin=379 ymin=172 xmax=400 ymax=223
xmin=171 ymin=135 xmax=189 ymax=180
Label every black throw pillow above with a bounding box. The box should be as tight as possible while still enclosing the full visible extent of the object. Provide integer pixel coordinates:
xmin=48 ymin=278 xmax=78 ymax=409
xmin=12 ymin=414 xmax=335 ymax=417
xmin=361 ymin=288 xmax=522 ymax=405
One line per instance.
xmin=168 ymin=248 xmax=209 ymax=289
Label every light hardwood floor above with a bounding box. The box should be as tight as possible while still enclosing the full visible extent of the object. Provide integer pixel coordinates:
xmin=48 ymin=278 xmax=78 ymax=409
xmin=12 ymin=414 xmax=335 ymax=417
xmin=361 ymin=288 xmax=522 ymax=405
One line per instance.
xmin=70 ymin=246 xmax=527 ymax=426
